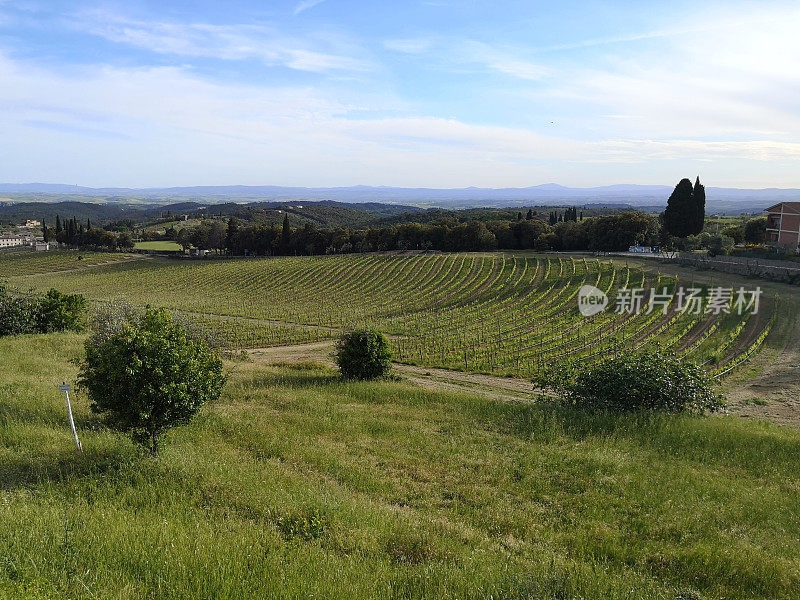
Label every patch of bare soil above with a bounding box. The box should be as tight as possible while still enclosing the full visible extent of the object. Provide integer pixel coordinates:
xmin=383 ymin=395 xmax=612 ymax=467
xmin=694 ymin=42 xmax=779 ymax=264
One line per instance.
xmin=722 ymin=306 xmax=800 ymax=428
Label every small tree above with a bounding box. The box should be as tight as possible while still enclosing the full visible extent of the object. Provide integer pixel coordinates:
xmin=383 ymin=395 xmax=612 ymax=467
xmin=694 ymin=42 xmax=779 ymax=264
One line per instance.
xmin=79 ymin=308 xmax=225 ymax=455
xmin=336 ymin=329 xmax=392 ymax=380
xmin=744 ymin=217 xmax=767 ymax=244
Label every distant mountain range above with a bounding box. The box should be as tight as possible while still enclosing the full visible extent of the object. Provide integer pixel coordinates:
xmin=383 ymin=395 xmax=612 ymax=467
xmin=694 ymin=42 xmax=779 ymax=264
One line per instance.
xmin=1 ymin=182 xmax=796 ymax=213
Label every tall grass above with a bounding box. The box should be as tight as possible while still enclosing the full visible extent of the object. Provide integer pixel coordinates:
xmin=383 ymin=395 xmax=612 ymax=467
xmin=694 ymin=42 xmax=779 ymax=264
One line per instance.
xmin=1 ymin=334 xmax=799 ymax=599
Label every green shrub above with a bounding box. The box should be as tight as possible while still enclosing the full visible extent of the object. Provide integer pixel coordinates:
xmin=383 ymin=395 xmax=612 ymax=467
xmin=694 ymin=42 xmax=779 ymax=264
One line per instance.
xmin=79 ymin=307 xmax=226 ymax=455
xmin=35 ymin=288 xmax=86 ymax=333
xmin=0 ymin=285 xmax=85 ymax=336
xmin=562 ymin=350 xmax=723 ymax=414
xmin=0 ymin=284 xmax=37 ymax=336
xmin=335 ymin=329 xmax=392 ymax=380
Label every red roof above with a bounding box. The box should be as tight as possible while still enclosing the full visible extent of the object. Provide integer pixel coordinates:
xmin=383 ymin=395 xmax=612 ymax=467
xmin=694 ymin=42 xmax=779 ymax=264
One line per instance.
xmin=765 ymin=202 xmax=800 ymax=214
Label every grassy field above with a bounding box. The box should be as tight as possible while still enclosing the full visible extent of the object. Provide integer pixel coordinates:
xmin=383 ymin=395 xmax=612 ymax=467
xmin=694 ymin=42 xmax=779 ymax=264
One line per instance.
xmin=1 ymin=333 xmax=800 ymax=599
xmin=3 ymin=252 xmax=773 ymax=379
xmin=133 ymin=241 xmax=183 ymax=251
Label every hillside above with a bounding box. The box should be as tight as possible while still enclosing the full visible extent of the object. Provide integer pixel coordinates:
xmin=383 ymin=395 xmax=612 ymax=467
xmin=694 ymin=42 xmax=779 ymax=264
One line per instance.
xmin=0 ymin=200 xmax=423 ymax=230
xmin=2 ymin=331 xmax=800 ymax=599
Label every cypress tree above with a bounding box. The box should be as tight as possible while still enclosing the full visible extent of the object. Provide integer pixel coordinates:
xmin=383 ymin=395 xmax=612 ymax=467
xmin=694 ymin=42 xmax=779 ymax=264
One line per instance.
xmin=43 ymin=219 xmax=49 ymax=242
xmin=692 ymin=176 xmax=706 ymax=235
xmin=281 ymin=214 xmax=291 ymax=253
xmin=55 ymin=214 xmax=62 ymax=234
xmin=226 ymin=217 xmax=239 ymax=253
xmin=662 ymin=178 xmax=695 ymax=238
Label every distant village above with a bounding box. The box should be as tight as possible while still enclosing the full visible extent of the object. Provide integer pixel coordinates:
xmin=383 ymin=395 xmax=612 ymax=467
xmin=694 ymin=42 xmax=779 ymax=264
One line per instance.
xmin=0 ymin=219 xmax=52 ymax=251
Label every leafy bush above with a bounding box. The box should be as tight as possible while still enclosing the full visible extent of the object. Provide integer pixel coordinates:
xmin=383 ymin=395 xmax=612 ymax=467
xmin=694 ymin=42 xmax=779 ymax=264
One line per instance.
xmin=0 ymin=285 xmax=85 ymax=336
xmin=88 ymin=300 xmax=141 ymax=346
xmin=335 ymin=329 xmax=392 ymax=380
xmin=562 ymin=350 xmax=723 ymax=414
xmin=35 ymin=289 xmax=86 ymax=333
xmin=0 ymin=284 xmax=37 ymax=336
xmin=79 ymin=307 xmax=226 ymax=455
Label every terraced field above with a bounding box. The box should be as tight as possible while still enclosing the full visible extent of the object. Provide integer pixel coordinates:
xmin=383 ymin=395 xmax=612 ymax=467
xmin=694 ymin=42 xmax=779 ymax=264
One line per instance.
xmin=2 ymin=252 xmax=774 ymax=381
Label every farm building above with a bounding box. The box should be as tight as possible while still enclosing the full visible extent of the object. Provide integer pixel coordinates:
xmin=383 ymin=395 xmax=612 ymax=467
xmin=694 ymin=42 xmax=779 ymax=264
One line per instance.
xmin=0 ymin=233 xmax=24 ymax=249
xmin=765 ymin=202 xmax=800 ymax=248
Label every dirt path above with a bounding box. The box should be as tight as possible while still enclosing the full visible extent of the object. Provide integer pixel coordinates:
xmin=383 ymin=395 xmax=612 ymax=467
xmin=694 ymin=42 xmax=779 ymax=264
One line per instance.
xmin=720 ymin=294 xmax=800 ymax=427
xmin=247 ymin=341 xmax=537 ymax=403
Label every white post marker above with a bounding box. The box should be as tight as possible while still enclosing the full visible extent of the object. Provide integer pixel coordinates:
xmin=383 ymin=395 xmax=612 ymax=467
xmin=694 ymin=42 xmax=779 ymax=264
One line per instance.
xmin=59 ymin=382 xmax=82 ymax=452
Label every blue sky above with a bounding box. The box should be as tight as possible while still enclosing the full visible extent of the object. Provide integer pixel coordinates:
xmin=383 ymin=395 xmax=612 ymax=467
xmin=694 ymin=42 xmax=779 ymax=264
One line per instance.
xmin=0 ymin=0 xmax=798 ymax=188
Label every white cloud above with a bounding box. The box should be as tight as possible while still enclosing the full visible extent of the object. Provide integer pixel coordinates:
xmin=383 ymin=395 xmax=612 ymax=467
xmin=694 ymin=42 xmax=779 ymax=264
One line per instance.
xmin=383 ymin=38 xmax=434 ymax=54
xmin=456 ymin=41 xmax=551 ymax=80
xmin=76 ymin=11 xmax=368 ymax=73
xmin=293 ymin=0 xmax=327 ymax=15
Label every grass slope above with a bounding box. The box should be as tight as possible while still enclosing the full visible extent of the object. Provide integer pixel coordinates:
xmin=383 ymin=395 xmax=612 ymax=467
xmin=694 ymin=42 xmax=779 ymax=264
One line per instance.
xmin=1 ymin=333 xmax=800 ymax=599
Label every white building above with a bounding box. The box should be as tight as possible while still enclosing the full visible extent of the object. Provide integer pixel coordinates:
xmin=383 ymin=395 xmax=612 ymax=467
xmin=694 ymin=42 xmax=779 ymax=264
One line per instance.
xmin=35 ymin=242 xmax=51 ymax=251
xmin=22 ymin=219 xmax=41 ymax=228
xmin=0 ymin=234 xmax=24 ymax=249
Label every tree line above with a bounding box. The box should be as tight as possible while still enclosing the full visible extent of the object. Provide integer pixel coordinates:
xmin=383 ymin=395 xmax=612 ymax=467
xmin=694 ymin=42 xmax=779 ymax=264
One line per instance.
xmin=43 ymin=215 xmax=134 ymax=250
xmin=182 ymin=211 xmax=660 ymax=256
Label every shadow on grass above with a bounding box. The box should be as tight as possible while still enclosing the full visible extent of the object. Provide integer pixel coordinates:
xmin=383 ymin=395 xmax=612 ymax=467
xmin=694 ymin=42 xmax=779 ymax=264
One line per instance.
xmin=0 ymin=446 xmax=136 ymax=491
xmin=0 ymin=402 xmax=100 ymax=430
xmin=237 ymin=370 xmax=344 ymax=390
xmin=479 ymin=398 xmax=800 ymax=479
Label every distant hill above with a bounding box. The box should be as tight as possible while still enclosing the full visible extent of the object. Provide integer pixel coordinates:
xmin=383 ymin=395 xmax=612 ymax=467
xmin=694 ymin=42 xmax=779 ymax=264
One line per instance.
xmin=0 ymin=182 xmax=795 ymax=214
xmin=0 ymin=199 xmax=424 ymax=229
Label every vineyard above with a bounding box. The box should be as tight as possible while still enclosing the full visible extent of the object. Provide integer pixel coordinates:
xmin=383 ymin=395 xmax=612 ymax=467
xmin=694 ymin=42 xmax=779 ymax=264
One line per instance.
xmin=0 ymin=250 xmax=137 ymax=277
xmin=2 ymin=252 xmax=774 ymax=380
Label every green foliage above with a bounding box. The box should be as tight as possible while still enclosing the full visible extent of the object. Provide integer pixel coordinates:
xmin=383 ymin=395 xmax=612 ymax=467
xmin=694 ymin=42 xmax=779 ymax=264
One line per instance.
xmin=79 ymin=307 xmax=226 ymax=454
xmin=562 ymin=350 xmax=724 ymax=413
xmin=0 ymin=284 xmax=85 ymax=336
xmin=0 ymin=284 xmax=38 ymax=336
xmin=721 ymin=224 xmax=744 ymax=244
xmin=385 ymin=532 xmax=435 ymax=564
xmin=35 ymin=289 xmax=86 ymax=333
xmin=707 ymin=234 xmax=735 ymax=257
xmin=744 ymin=217 xmax=767 ymax=244
xmin=336 ymin=328 xmax=392 ymax=380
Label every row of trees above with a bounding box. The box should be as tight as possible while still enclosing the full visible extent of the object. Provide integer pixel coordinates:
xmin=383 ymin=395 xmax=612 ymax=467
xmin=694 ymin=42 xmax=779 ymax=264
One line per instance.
xmin=43 ymin=216 xmax=134 ymax=250
xmin=182 ymin=211 xmax=658 ymax=257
